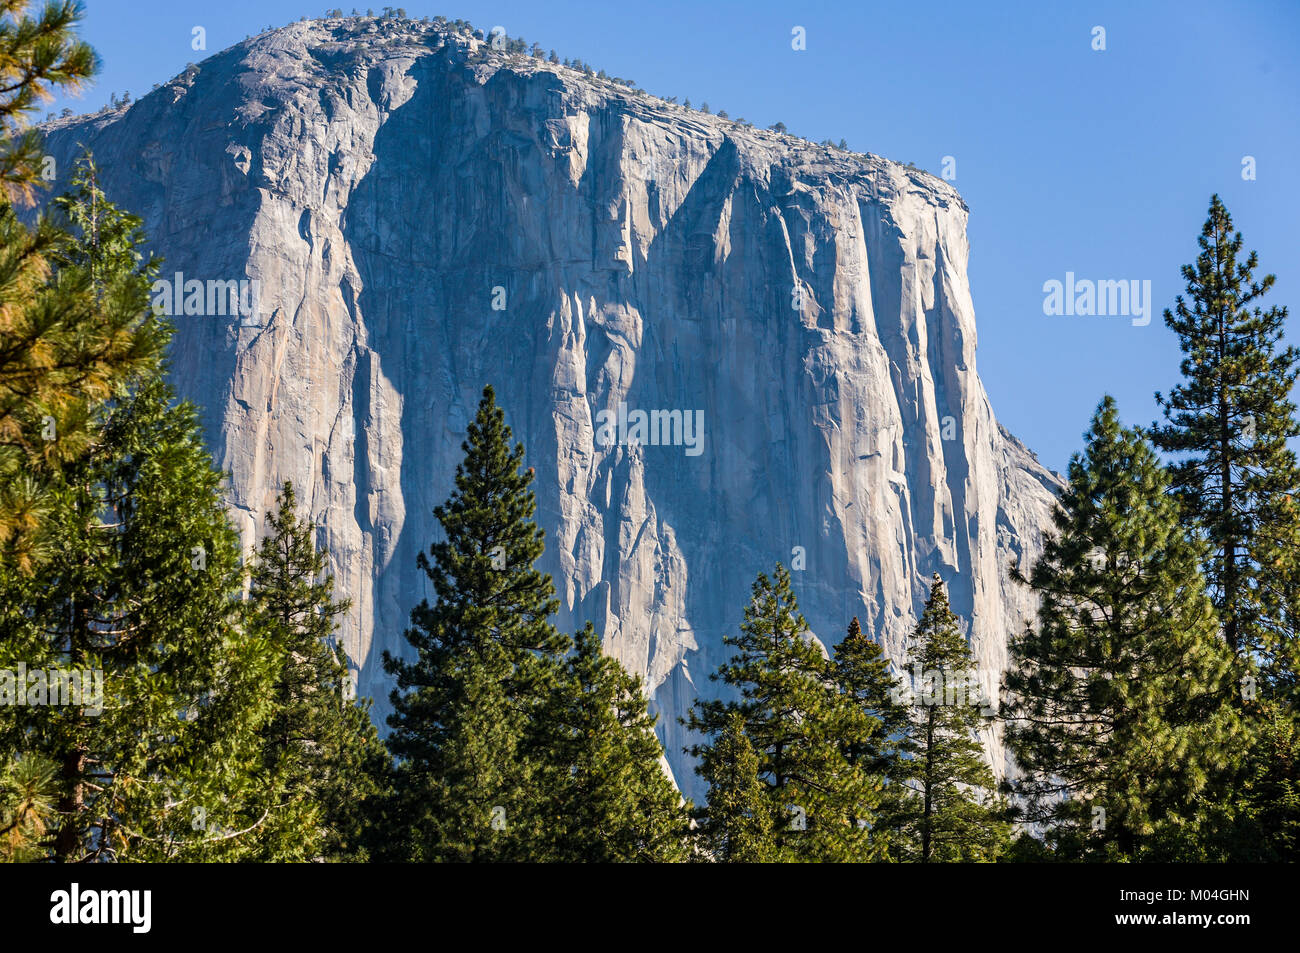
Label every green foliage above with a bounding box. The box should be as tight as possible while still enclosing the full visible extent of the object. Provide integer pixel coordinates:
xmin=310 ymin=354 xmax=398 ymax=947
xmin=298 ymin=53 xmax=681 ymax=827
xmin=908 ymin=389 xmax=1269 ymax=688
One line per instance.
xmin=1225 ymin=701 xmax=1300 ymax=859
xmin=893 ymin=576 xmax=1007 ymax=862
xmin=1144 ymin=196 xmax=1300 ymax=861
xmin=1 ymin=157 xmax=165 ymax=571
xmin=246 ymin=481 xmax=389 ymax=861
xmin=380 ymin=386 xmax=693 ymax=861
xmin=0 ymin=168 xmax=280 ymax=861
xmin=686 ymin=564 xmax=887 ymax=861
xmin=531 ymin=624 xmax=690 ymax=862
xmin=0 ymin=369 xmax=277 ymax=861
xmin=1151 ymin=195 xmax=1300 ymax=694
xmin=1004 ymin=397 xmax=1241 ymax=860
xmin=1156 ymin=699 xmax=1300 ymax=861
xmin=833 ymin=614 xmax=909 ymax=834
xmin=0 ymin=174 xmax=370 ymax=863
xmin=692 ymin=711 xmax=776 ymax=862
xmin=0 ymin=752 xmax=57 ymax=861
xmin=380 ymin=384 xmax=566 ymax=860
xmin=0 ymin=1 xmax=97 ymax=204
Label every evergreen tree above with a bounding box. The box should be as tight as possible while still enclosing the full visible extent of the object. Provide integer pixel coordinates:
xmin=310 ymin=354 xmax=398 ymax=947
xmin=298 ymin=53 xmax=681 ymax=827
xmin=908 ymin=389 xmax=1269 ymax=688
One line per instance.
xmin=381 ymin=387 xmax=691 ymax=861
xmin=1150 ymin=195 xmax=1300 ymax=693
xmin=0 ymin=6 xmax=133 ymax=572
xmin=686 ymin=564 xmax=886 ymax=862
xmin=1 ymin=155 xmax=164 ymax=571
xmin=832 ymin=615 xmax=909 ymax=837
xmin=1169 ymin=699 xmax=1300 ymax=861
xmin=0 ymin=369 xmax=280 ymax=861
xmin=0 ymin=1 xmax=96 ymax=203
xmin=531 ymin=624 xmax=690 ymax=862
xmin=1229 ymin=701 xmax=1300 ymax=859
xmin=1004 ymin=397 xmax=1240 ymax=860
xmin=0 ymin=752 xmax=57 ymax=861
xmin=894 ymin=576 xmax=1007 ymax=862
xmin=692 ymin=711 xmax=776 ymax=862
xmin=246 ymin=481 xmax=389 ymax=861
xmin=0 ymin=172 xmax=289 ymax=861
xmin=380 ymin=385 xmax=570 ymax=861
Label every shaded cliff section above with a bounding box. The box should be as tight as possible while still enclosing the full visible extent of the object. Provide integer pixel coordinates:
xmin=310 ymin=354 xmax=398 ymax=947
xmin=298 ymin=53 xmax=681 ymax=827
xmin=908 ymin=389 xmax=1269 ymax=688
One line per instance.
xmin=38 ymin=17 xmax=1063 ymax=798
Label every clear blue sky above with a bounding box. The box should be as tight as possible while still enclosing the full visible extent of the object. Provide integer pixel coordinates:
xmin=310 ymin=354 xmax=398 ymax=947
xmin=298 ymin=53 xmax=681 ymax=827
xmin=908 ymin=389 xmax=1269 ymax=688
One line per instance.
xmin=47 ymin=0 xmax=1300 ymax=473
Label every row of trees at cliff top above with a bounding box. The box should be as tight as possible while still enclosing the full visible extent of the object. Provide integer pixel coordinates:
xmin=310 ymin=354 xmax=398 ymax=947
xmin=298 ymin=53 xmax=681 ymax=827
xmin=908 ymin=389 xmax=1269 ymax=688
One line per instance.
xmin=2 ymin=1 xmax=1298 ymax=862
xmin=280 ymin=11 xmax=792 ymax=143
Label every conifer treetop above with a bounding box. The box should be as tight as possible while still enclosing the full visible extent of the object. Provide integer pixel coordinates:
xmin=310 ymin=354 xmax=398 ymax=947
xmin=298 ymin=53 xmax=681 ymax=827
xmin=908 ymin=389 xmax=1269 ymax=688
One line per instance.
xmin=0 ymin=0 xmax=97 ymax=205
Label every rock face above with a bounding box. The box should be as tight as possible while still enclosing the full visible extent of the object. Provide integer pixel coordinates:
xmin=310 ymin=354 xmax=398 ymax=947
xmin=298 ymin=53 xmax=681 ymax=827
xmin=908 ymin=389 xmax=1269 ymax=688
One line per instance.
xmin=40 ymin=17 xmax=1063 ymax=799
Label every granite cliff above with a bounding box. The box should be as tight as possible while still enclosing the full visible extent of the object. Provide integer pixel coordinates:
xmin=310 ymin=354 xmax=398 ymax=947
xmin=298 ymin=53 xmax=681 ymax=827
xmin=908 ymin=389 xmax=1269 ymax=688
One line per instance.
xmin=39 ymin=16 xmax=1064 ymax=799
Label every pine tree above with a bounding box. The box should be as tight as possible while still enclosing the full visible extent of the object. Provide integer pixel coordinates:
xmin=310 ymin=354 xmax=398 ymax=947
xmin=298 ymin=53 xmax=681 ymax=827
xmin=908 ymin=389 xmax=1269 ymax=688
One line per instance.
xmin=1 ymin=156 xmax=164 ymax=572
xmin=0 ymin=752 xmax=57 ymax=861
xmin=0 ymin=7 xmax=133 ymax=572
xmin=1231 ymin=701 xmax=1300 ymax=859
xmin=0 ymin=172 xmax=289 ymax=861
xmin=1004 ymin=397 xmax=1240 ymax=859
xmin=894 ymin=576 xmax=1007 ymax=862
xmin=1150 ymin=195 xmax=1300 ymax=693
xmin=247 ymin=481 xmax=389 ymax=861
xmin=380 ymin=385 xmax=570 ymax=861
xmin=693 ymin=711 xmax=776 ymax=861
xmin=531 ymin=624 xmax=690 ymax=862
xmin=833 ymin=615 xmax=909 ymax=838
xmin=0 ymin=370 xmax=282 ymax=861
xmin=686 ymin=564 xmax=886 ymax=862
xmin=0 ymin=1 xmax=96 ymax=203
xmin=326 ymin=680 xmax=394 ymax=862
xmin=1174 ymin=699 xmax=1300 ymax=861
